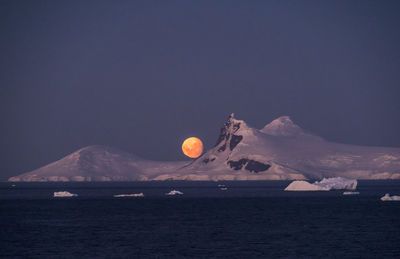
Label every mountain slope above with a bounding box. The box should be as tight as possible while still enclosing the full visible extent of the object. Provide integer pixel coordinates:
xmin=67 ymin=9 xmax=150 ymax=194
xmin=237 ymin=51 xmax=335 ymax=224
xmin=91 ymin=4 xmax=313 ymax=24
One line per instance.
xmin=8 ymin=145 xmax=187 ymax=182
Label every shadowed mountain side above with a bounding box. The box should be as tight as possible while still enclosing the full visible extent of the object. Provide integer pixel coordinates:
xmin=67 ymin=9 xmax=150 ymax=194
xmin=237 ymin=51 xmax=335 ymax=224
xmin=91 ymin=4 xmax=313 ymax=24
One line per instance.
xmin=9 ymin=115 xmax=400 ymax=181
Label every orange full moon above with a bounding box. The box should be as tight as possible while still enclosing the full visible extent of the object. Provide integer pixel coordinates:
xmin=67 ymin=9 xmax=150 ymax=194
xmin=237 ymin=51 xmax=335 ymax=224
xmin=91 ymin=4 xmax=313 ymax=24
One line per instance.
xmin=182 ymin=137 xmax=203 ymax=158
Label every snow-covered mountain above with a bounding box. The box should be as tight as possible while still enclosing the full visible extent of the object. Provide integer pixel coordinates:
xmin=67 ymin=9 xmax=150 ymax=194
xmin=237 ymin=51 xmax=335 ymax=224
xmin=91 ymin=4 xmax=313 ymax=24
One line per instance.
xmin=171 ymin=114 xmax=400 ymax=180
xmin=8 ymin=146 xmax=188 ymax=182
xmin=9 ymin=114 xmax=400 ymax=181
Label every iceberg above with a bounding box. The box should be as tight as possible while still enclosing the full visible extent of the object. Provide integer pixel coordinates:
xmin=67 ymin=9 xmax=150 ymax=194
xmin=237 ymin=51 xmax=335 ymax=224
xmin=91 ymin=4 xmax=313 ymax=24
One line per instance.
xmin=114 ymin=193 xmax=144 ymax=198
xmin=380 ymin=193 xmax=400 ymax=201
xmin=314 ymin=177 xmax=357 ymax=190
xmin=165 ymin=190 xmax=183 ymax=196
xmin=285 ymin=177 xmax=357 ymax=191
xmin=53 ymin=191 xmax=78 ymax=197
xmin=284 ymin=180 xmax=330 ymax=191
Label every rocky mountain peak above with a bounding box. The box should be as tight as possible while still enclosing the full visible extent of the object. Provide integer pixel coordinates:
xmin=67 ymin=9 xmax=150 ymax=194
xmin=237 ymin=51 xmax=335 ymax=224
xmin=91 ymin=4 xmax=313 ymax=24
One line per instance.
xmin=214 ymin=113 xmax=249 ymax=147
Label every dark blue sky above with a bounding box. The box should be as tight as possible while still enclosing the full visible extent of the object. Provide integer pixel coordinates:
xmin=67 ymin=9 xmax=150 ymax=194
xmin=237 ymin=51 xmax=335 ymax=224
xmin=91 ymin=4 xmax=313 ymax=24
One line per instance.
xmin=1 ymin=0 xmax=399 ymax=180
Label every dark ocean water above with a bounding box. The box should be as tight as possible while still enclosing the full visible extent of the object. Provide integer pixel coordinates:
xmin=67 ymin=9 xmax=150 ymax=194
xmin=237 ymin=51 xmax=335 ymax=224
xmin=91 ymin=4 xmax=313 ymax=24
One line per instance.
xmin=1 ymin=180 xmax=400 ymax=258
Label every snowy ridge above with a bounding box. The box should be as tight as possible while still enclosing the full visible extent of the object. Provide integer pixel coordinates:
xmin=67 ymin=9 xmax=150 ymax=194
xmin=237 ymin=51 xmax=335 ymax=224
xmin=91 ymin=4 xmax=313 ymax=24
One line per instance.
xmin=8 ymin=114 xmax=400 ymax=181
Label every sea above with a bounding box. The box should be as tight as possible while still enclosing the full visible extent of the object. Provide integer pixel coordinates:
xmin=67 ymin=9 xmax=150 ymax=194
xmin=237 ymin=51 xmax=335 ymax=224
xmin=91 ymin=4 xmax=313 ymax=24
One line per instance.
xmin=1 ymin=180 xmax=400 ymax=258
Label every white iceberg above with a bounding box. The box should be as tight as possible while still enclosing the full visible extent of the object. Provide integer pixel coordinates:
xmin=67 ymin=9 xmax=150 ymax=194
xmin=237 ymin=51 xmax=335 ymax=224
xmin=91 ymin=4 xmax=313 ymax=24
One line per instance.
xmin=314 ymin=177 xmax=358 ymax=190
xmin=380 ymin=193 xmax=400 ymax=201
xmin=284 ymin=180 xmax=329 ymax=191
xmin=54 ymin=191 xmax=78 ymax=197
xmin=284 ymin=177 xmax=357 ymax=191
xmin=343 ymin=191 xmax=360 ymax=195
xmin=114 ymin=193 xmax=144 ymax=198
xmin=165 ymin=190 xmax=183 ymax=196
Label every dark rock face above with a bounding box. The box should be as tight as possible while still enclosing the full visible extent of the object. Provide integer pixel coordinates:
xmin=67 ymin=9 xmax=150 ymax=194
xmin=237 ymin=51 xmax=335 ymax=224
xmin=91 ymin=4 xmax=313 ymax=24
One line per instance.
xmin=215 ymin=121 xmax=231 ymax=146
xmin=232 ymin=122 xmax=241 ymax=132
xmin=215 ymin=114 xmax=240 ymax=147
xmin=230 ymin=135 xmax=243 ymax=150
xmin=215 ymin=114 xmax=243 ymax=152
xmin=227 ymin=159 xmax=247 ymax=170
xmin=218 ymin=144 xmax=226 ymax=152
xmin=203 ymin=158 xmax=216 ymax=164
xmin=228 ymin=159 xmax=271 ymax=173
xmin=245 ymin=160 xmax=271 ymax=173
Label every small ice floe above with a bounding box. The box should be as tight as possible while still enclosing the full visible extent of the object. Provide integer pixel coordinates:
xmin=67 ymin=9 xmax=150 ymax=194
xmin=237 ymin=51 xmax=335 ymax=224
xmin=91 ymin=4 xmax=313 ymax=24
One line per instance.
xmin=380 ymin=193 xmax=400 ymax=201
xmin=53 ymin=191 xmax=78 ymax=197
xmin=284 ymin=177 xmax=357 ymax=191
xmin=114 ymin=193 xmax=144 ymax=198
xmin=343 ymin=191 xmax=360 ymax=195
xmin=218 ymin=184 xmax=228 ymax=191
xmin=165 ymin=190 xmax=183 ymax=196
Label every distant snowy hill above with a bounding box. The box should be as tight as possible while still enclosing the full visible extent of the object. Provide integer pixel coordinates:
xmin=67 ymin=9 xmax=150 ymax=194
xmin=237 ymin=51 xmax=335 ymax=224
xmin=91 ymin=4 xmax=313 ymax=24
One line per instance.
xmin=8 ymin=146 xmax=187 ymax=182
xmin=9 ymin=114 xmax=400 ymax=181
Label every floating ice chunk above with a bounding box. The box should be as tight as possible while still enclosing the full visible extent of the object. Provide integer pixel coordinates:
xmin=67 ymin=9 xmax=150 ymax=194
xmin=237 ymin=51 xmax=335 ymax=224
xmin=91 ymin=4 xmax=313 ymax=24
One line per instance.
xmin=54 ymin=191 xmax=78 ymax=197
xmin=218 ymin=184 xmax=228 ymax=190
xmin=381 ymin=193 xmax=400 ymax=201
xmin=314 ymin=177 xmax=357 ymax=190
xmin=285 ymin=177 xmax=357 ymax=191
xmin=114 ymin=193 xmax=144 ymax=197
xmin=165 ymin=190 xmax=183 ymax=196
xmin=343 ymin=191 xmax=360 ymax=195
xmin=284 ymin=180 xmax=330 ymax=191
